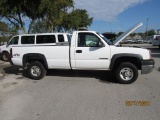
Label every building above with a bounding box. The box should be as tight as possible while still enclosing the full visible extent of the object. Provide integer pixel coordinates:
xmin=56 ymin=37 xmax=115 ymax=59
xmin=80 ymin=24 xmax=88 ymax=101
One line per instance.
xmin=157 ymin=29 xmax=160 ymax=35
xmin=132 ymin=34 xmax=142 ymax=40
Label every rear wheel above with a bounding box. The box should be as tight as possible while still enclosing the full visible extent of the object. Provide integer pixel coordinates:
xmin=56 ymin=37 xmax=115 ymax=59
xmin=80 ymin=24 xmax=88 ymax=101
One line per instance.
xmin=115 ymin=62 xmax=138 ymax=84
xmin=2 ymin=52 xmax=10 ymax=61
xmin=28 ymin=61 xmax=47 ymax=80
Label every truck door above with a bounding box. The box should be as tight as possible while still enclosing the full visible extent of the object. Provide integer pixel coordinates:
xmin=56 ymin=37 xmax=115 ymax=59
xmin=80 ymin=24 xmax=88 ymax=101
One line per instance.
xmin=75 ymin=32 xmax=110 ymax=69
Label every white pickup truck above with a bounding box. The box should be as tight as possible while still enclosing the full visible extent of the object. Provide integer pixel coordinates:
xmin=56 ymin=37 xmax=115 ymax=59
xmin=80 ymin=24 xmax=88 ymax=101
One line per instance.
xmin=10 ymin=23 xmax=154 ymax=84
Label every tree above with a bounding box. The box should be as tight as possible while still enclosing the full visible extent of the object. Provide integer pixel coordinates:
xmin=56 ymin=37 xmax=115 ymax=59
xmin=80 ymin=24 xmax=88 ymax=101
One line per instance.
xmin=0 ymin=0 xmax=92 ymax=33
xmin=62 ymin=9 xmax=93 ymax=32
xmin=0 ymin=0 xmax=26 ymax=33
xmin=0 ymin=22 xmax=8 ymax=31
xmin=0 ymin=0 xmax=47 ymax=33
xmin=30 ymin=9 xmax=93 ymax=33
xmin=0 ymin=21 xmax=18 ymax=44
xmin=23 ymin=0 xmax=46 ymax=33
xmin=0 ymin=21 xmax=18 ymax=33
xmin=117 ymin=32 xmax=124 ymax=37
xmin=39 ymin=0 xmax=74 ymax=32
xmin=29 ymin=20 xmax=49 ymax=33
xmin=145 ymin=29 xmax=156 ymax=36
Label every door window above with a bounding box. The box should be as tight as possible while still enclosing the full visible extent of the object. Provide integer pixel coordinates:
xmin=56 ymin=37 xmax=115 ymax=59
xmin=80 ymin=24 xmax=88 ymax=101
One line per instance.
xmin=8 ymin=36 xmax=19 ymax=45
xmin=78 ymin=33 xmax=103 ymax=47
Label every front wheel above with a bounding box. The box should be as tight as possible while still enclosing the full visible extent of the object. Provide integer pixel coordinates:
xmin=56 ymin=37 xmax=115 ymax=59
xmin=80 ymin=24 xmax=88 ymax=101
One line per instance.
xmin=115 ymin=62 xmax=138 ymax=84
xmin=28 ymin=61 xmax=47 ymax=80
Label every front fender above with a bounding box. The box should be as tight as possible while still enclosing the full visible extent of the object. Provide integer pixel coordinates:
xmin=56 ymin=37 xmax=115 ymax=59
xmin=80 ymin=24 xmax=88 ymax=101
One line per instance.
xmin=110 ymin=53 xmax=143 ymax=70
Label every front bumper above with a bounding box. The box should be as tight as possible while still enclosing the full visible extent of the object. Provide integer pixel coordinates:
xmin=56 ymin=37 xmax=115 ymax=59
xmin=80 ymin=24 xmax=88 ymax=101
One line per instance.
xmin=141 ymin=59 xmax=155 ymax=74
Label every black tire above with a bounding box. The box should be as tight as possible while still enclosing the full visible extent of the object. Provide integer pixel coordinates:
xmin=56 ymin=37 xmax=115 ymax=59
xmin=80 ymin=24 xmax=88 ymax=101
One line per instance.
xmin=115 ymin=62 xmax=138 ymax=84
xmin=28 ymin=61 xmax=47 ymax=80
xmin=159 ymin=45 xmax=160 ymax=48
xmin=2 ymin=52 xmax=10 ymax=61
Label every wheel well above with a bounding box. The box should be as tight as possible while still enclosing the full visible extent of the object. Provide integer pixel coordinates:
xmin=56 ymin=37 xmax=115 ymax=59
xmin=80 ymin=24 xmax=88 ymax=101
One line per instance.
xmin=112 ymin=57 xmax=141 ymax=70
xmin=2 ymin=51 xmax=9 ymax=54
xmin=26 ymin=59 xmax=47 ymax=69
xmin=23 ymin=54 xmax=48 ymax=69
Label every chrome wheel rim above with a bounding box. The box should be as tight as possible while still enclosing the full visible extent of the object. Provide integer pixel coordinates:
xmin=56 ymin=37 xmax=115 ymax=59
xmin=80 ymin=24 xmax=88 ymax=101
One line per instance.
xmin=120 ymin=67 xmax=133 ymax=81
xmin=31 ymin=66 xmax=41 ymax=77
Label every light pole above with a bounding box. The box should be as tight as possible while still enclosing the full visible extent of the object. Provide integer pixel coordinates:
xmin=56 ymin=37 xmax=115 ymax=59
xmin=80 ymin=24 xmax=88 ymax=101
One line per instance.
xmin=146 ymin=18 xmax=149 ymax=41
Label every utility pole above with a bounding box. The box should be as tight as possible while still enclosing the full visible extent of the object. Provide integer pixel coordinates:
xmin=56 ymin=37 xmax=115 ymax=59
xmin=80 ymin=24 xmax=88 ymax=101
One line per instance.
xmin=146 ymin=18 xmax=149 ymax=41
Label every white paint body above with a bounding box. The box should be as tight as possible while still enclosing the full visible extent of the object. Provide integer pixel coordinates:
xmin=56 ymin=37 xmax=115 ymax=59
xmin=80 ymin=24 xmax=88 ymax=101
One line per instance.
xmin=11 ymin=31 xmax=151 ymax=71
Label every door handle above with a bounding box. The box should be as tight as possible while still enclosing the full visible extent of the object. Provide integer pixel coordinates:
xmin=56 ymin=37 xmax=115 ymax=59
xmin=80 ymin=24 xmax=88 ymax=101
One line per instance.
xmin=76 ymin=50 xmax=82 ymax=53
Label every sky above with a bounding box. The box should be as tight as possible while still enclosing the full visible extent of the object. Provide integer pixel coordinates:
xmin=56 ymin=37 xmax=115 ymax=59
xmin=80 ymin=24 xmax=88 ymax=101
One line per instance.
xmin=74 ymin=0 xmax=160 ymax=33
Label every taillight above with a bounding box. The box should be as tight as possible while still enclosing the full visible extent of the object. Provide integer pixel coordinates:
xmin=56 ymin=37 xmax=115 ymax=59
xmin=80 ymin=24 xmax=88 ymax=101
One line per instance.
xmin=10 ymin=48 xmax=13 ymax=58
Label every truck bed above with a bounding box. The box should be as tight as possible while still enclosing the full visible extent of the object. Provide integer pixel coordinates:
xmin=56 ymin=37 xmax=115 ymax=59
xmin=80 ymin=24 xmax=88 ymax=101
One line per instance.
xmin=12 ymin=45 xmax=71 ymax=69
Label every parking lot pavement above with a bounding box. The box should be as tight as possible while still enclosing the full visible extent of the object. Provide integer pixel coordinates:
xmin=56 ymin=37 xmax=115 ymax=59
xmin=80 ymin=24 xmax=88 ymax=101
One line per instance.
xmin=0 ymin=44 xmax=160 ymax=120
xmin=0 ymin=60 xmax=5 ymax=77
xmin=0 ymin=60 xmax=4 ymax=64
xmin=0 ymin=60 xmax=10 ymax=79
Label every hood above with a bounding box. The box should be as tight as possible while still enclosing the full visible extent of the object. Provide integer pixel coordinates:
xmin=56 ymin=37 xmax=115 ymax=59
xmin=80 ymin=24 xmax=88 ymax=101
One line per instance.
xmin=113 ymin=23 xmax=143 ymax=46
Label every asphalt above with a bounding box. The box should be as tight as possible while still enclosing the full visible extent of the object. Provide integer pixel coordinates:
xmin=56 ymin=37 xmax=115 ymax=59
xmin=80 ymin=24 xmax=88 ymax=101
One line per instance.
xmin=0 ymin=57 xmax=4 ymax=77
xmin=0 ymin=60 xmax=4 ymax=65
xmin=0 ymin=44 xmax=160 ymax=120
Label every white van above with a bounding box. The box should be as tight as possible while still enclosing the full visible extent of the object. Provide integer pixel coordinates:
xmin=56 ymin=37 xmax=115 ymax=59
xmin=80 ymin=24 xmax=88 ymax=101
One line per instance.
xmin=151 ymin=35 xmax=160 ymax=47
xmin=0 ymin=33 xmax=71 ymax=61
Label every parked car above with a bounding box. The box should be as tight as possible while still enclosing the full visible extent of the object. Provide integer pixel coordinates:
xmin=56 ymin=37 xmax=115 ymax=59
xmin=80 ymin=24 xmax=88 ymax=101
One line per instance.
xmin=132 ymin=40 xmax=137 ymax=43
xmin=147 ymin=40 xmax=152 ymax=44
xmin=127 ymin=39 xmax=133 ymax=44
xmin=137 ymin=39 xmax=143 ymax=44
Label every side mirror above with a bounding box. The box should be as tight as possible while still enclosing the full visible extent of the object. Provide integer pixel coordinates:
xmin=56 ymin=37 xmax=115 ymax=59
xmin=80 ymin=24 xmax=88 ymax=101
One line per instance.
xmin=99 ymin=44 xmax=105 ymax=47
xmin=98 ymin=42 xmax=105 ymax=47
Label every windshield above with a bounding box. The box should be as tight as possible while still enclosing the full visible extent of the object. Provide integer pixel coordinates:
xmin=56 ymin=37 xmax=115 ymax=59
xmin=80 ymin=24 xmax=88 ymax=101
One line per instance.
xmin=97 ymin=33 xmax=113 ymax=45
